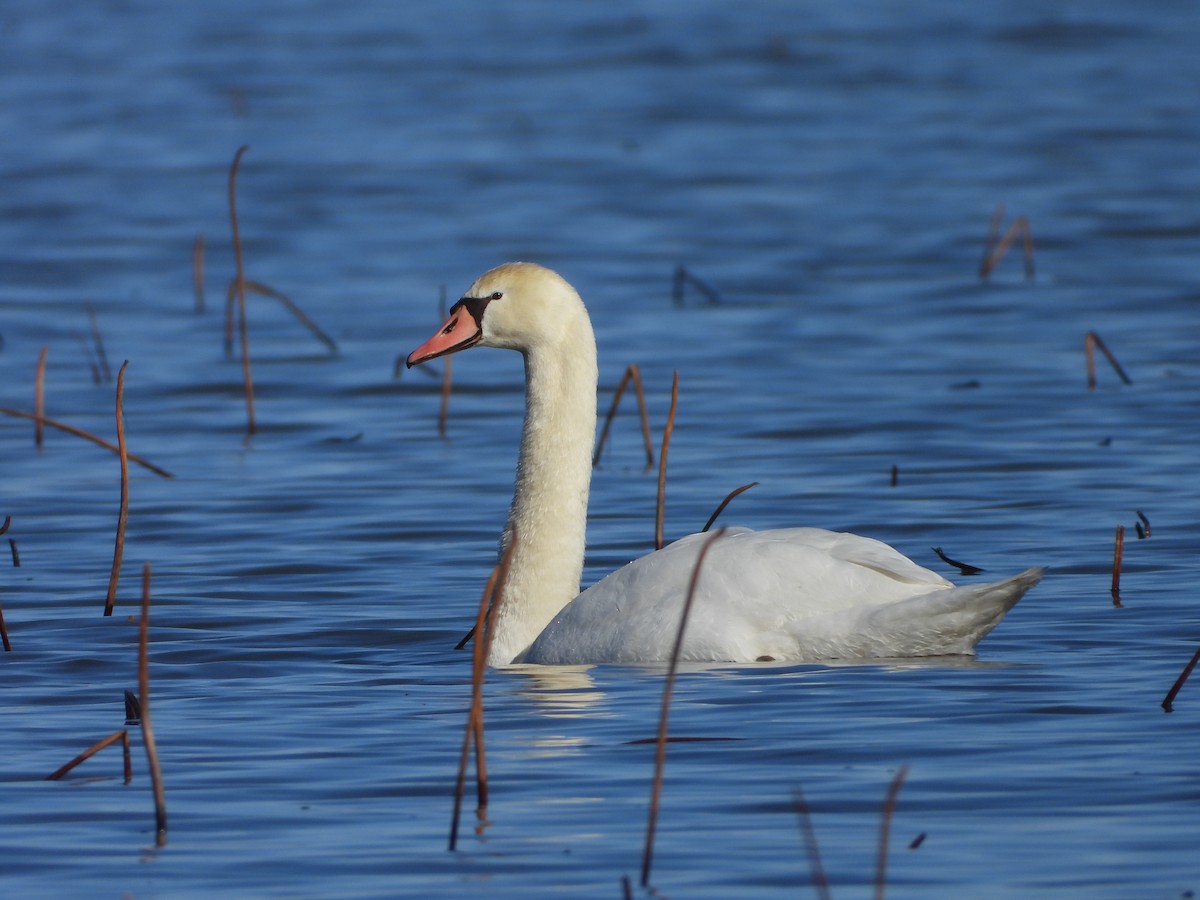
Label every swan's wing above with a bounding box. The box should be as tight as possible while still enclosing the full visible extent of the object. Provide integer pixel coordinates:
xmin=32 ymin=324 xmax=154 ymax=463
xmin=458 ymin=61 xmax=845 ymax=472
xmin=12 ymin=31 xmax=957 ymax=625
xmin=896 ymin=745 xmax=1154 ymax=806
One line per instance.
xmin=524 ymin=527 xmax=976 ymax=664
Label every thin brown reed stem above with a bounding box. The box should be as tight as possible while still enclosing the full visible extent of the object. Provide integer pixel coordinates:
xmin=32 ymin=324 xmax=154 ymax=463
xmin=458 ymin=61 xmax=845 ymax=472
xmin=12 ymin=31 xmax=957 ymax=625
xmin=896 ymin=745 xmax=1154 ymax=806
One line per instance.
xmin=34 ymin=346 xmax=47 ymax=449
xmin=8 ymin=539 xmax=19 ymax=567
xmin=1162 ymin=645 xmax=1200 ymax=712
xmin=0 ymin=600 xmax=10 ymax=652
xmin=439 ymin=356 xmax=453 ymax=438
xmin=1085 ymin=331 xmax=1133 ymax=390
xmin=701 ymin=482 xmax=758 ymax=533
xmin=873 ymin=765 xmax=910 ymax=900
xmin=981 ymin=202 xmax=1005 ymax=265
xmin=85 ymin=302 xmax=112 ymax=383
xmin=655 ymin=371 xmax=679 ymax=551
xmin=192 ymin=233 xmax=206 ymax=313
xmin=139 ymin=562 xmax=168 ymax=846
xmin=47 ymin=730 xmax=131 ymax=781
xmin=1111 ymin=524 xmax=1124 ymax=605
xmin=449 ymin=532 xmax=518 ymax=850
xmin=0 ymin=407 xmax=172 ymax=478
xmin=979 ymin=210 xmax=1034 ymax=280
xmin=103 ymin=362 xmax=130 ymax=617
xmin=641 ymin=527 xmax=727 ymax=887
xmin=229 ymin=144 xmax=256 ymax=437
xmin=790 ymin=787 xmax=833 ymax=900
xmin=593 ymin=363 xmax=655 ymax=469
xmin=0 ymin=515 xmax=9 ymax=535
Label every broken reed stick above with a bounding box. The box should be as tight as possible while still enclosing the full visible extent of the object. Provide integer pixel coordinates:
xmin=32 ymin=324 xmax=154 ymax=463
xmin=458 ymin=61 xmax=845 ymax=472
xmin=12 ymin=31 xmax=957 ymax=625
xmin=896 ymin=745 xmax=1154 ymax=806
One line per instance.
xmin=931 ymin=547 xmax=984 ymax=577
xmin=873 ymin=765 xmax=911 ymax=900
xmin=103 ymin=362 xmax=131 ymax=618
xmin=671 ymin=264 xmax=722 ymax=306
xmin=34 ymin=345 xmax=47 ymax=449
xmin=0 ymin=600 xmax=10 ymax=652
xmin=6 ymin=539 xmax=16 ymax=568
xmin=75 ymin=332 xmax=102 ymax=384
xmin=1110 ymin=524 xmax=1124 ymax=604
xmin=701 ymin=482 xmax=758 ymax=533
xmin=593 ymin=363 xmax=655 ymax=469
xmin=981 ymin=202 xmax=1006 ymax=264
xmin=228 ymin=144 xmax=257 ymax=437
xmin=439 ymin=355 xmax=453 ymax=438
xmin=223 ymin=279 xmax=339 ymax=355
xmin=85 ymin=302 xmax=112 ymax=383
xmin=449 ymin=532 xmax=518 ymax=851
xmin=138 ymin=562 xmax=168 ymax=847
xmin=47 ymin=730 xmax=132 ymax=783
xmin=654 ymin=371 xmax=680 ymax=551
xmin=790 ymin=787 xmax=833 ymax=900
xmin=978 ymin=206 xmax=1035 ymax=281
xmin=1162 ymin=645 xmax=1200 ymax=712
xmin=1136 ymin=510 xmax=1151 ymax=539
xmin=192 ymin=233 xmax=206 ymax=314
xmin=890 ymin=464 xmax=898 ymax=487
xmin=0 ymin=407 xmax=172 ymax=478
xmin=1085 ymin=331 xmax=1133 ymax=390
xmin=640 ymin=527 xmax=727 ymax=887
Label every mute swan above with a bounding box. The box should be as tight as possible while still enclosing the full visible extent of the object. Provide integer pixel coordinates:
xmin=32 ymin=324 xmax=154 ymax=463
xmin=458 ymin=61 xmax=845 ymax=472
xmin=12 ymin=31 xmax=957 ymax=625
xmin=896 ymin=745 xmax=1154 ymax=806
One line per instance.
xmin=407 ymin=262 xmax=1043 ymax=666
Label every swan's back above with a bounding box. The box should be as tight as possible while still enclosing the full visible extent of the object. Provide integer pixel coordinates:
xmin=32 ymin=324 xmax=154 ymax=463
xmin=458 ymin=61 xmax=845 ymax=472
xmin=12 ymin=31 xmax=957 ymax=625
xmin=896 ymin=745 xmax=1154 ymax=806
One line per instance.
xmin=523 ymin=527 xmax=1043 ymax=664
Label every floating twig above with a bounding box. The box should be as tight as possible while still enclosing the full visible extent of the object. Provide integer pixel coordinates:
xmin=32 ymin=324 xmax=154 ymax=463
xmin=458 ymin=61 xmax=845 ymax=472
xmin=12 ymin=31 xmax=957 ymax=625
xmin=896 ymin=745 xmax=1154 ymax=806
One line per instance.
xmin=910 ymin=832 xmax=927 ymax=850
xmin=229 ymin=145 xmax=257 ymax=437
xmin=1162 ymin=645 xmax=1200 ymax=713
xmin=640 ymin=527 xmax=727 ymax=887
xmin=874 ymin=765 xmax=910 ymax=900
xmin=34 ymin=346 xmax=47 ymax=449
xmin=701 ymin=482 xmax=758 ymax=533
xmin=449 ymin=532 xmax=518 ymax=851
xmin=47 ymin=730 xmax=131 ymax=783
xmin=0 ymin=515 xmax=9 ymax=535
xmin=124 ymin=689 xmax=141 ymax=725
xmin=0 ymin=407 xmax=172 ymax=478
xmin=1085 ymin=331 xmax=1132 ymax=390
xmin=103 ymin=362 xmax=130 ymax=618
xmin=138 ymin=562 xmax=168 ymax=846
xmin=671 ymin=264 xmax=722 ymax=306
xmin=192 ymin=233 xmax=206 ymax=314
xmin=0 ymin=599 xmax=10 ymax=652
xmin=8 ymin=539 xmax=18 ymax=567
xmin=85 ymin=302 xmax=112 ymax=383
xmin=791 ymin=787 xmax=833 ymax=900
xmin=654 ymin=371 xmax=679 ymax=551
xmin=594 ymin=363 xmax=655 ymax=469
xmin=1110 ymin=525 xmax=1124 ymax=605
xmin=1136 ymin=510 xmax=1151 ymax=539
xmin=932 ymin=547 xmax=984 ymax=577
xmin=979 ymin=205 xmax=1034 ymax=281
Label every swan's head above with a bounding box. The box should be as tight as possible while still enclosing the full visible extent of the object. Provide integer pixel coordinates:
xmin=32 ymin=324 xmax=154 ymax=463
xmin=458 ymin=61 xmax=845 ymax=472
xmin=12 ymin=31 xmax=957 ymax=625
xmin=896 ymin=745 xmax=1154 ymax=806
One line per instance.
xmin=406 ymin=262 xmax=586 ymax=367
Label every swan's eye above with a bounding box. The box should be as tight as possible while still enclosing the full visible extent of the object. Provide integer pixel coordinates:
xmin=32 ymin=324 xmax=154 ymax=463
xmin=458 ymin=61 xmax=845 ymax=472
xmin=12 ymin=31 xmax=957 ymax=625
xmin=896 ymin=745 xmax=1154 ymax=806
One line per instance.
xmin=489 ymin=291 xmax=503 ymax=301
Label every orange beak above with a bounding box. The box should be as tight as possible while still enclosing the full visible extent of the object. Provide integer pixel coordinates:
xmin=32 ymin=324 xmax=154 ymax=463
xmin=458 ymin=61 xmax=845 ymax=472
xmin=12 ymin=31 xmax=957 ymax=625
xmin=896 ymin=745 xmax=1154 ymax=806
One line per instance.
xmin=406 ymin=304 xmax=483 ymax=368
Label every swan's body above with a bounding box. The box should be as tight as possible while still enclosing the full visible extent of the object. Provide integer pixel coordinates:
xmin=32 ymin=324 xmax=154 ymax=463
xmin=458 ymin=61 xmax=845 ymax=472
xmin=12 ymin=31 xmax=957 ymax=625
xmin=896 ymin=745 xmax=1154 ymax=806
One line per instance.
xmin=407 ymin=262 xmax=1042 ymax=666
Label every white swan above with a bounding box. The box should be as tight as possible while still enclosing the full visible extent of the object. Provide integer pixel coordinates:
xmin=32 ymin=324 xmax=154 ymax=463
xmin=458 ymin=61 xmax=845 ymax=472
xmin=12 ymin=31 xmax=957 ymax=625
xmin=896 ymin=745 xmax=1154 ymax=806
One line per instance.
xmin=407 ymin=262 xmax=1043 ymax=666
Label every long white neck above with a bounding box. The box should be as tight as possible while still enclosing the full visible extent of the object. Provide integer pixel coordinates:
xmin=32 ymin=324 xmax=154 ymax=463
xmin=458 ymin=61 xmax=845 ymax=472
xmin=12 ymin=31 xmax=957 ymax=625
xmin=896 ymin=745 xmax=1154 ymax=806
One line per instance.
xmin=487 ymin=313 xmax=598 ymax=665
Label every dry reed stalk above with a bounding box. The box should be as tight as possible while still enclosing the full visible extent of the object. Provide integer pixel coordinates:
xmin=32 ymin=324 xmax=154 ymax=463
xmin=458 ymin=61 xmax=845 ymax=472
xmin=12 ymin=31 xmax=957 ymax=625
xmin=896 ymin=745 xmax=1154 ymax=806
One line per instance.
xmin=873 ymin=764 xmax=910 ymax=900
xmin=0 ymin=407 xmax=172 ymax=478
xmin=223 ymin=279 xmax=339 ymax=354
xmin=1162 ymin=645 xmax=1200 ymax=712
xmin=8 ymin=539 xmax=18 ymax=567
xmin=1085 ymin=331 xmax=1133 ymax=390
xmin=137 ymin=562 xmax=168 ymax=846
xmin=981 ymin=202 xmax=1006 ymax=265
xmin=640 ymin=527 xmax=727 ymax=887
xmin=228 ymin=145 xmax=257 ymax=437
xmin=701 ymin=481 xmax=758 ymax=533
xmin=192 ymin=233 xmax=206 ymax=313
xmin=103 ymin=362 xmax=130 ymax=618
xmin=47 ymin=730 xmax=131 ymax=782
xmin=979 ymin=208 xmax=1035 ymax=280
xmin=438 ymin=355 xmax=453 ymax=438
xmin=449 ymin=533 xmax=518 ymax=850
xmin=593 ymin=363 xmax=655 ymax=469
xmin=1136 ymin=510 xmax=1151 ymax=539
xmin=34 ymin=346 xmax=47 ymax=449
xmin=85 ymin=302 xmax=112 ymax=383
xmin=0 ymin=601 xmax=10 ymax=652
xmin=1110 ymin=524 xmax=1124 ymax=605
xmin=890 ymin=464 xmax=898 ymax=487
xmin=75 ymin=333 xmax=102 ymax=384
xmin=621 ymin=875 xmax=634 ymax=900
xmin=0 ymin=515 xmax=9 ymax=535
xmin=790 ymin=787 xmax=833 ymax=900
xmin=932 ymin=547 xmax=983 ymax=577
xmin=654 ymin=371 xmax=680 ymax=551
xmin=671 ymin=264 xmax=722 ymax=306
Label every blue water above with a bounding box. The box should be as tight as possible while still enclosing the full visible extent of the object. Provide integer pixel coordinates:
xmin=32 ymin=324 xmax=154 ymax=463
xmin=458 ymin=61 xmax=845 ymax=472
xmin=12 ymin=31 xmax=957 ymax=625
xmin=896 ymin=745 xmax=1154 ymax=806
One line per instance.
xmin=3 ymin=1 xmax=1200 ymax=897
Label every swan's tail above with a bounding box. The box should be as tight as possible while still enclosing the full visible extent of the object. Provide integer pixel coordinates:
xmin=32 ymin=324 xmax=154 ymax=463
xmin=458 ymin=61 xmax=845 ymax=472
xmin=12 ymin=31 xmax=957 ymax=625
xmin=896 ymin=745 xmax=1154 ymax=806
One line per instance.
xmin=861 ymin=566 xmax=1045 ymax=656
